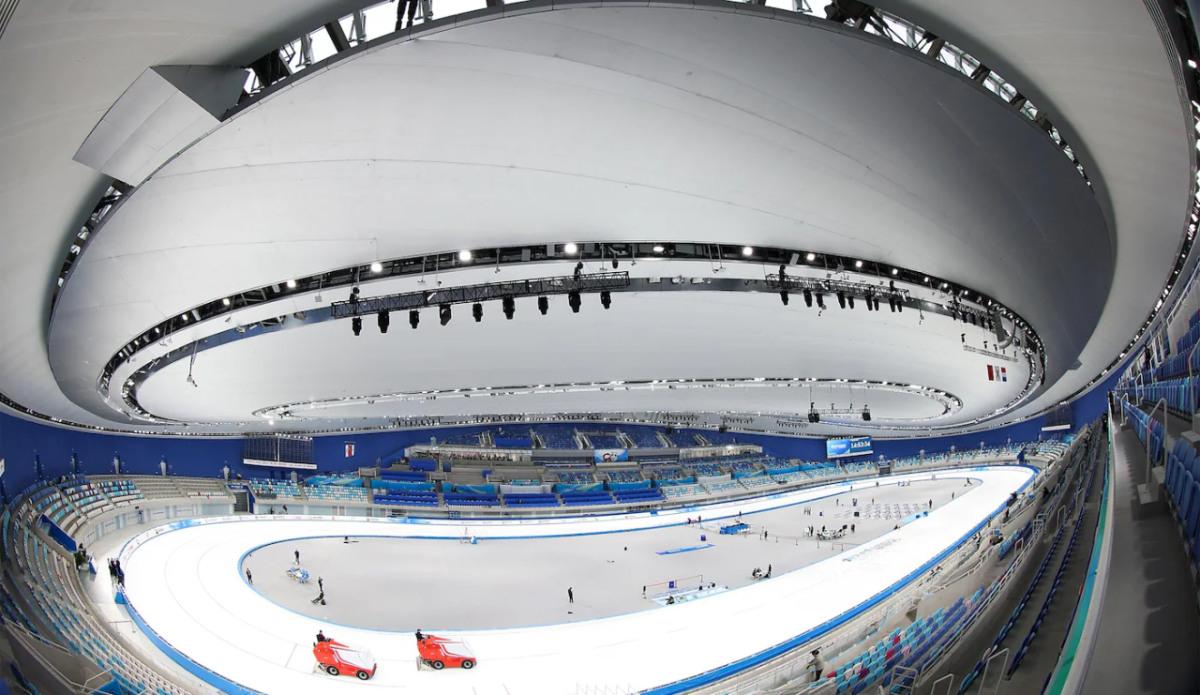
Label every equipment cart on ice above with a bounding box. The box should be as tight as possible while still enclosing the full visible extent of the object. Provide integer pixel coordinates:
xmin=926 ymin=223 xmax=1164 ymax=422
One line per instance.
xmin=314 ymin=640 xmax=376 ymax=680
xmin=417 ymin=635 xmax=476 ymax=670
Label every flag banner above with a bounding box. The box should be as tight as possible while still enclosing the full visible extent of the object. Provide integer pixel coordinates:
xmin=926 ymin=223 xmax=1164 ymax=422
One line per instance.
xmin=345 ymin=443 xmax=356 ymax=458
xmin=987 ymin=365 xmax=994 ymax=381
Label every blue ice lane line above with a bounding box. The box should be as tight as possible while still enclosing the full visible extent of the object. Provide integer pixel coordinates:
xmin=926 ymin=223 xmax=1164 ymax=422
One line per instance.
xmin=657 ymin=543 xmax=715 ymax=555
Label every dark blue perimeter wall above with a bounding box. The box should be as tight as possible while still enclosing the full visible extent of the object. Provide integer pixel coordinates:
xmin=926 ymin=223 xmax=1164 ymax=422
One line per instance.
xmin=0 ymin=370 xmax=1122 ymax=496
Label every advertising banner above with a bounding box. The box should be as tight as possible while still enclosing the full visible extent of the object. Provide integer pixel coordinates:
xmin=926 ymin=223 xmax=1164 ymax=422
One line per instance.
xmin=594 ymin=449 xmax=629 ymax=464
xmin=826 ymin=436 xmax=873 ymax=459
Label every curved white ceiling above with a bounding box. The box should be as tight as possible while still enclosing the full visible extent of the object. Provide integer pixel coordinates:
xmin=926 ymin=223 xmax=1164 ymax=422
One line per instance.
xmin=876 ymin=0 xmax=1193 ymax=415
xmin=132 ymin=291 xmax=1027 ymax=432
xmin=48 ymin=4 xmax=1101 ymax=433
xmin=0 ymin=0 xmax=1189 ymax=437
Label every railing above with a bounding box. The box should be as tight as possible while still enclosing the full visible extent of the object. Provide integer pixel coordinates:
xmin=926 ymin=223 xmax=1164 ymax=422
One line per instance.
xmin=1039 ymin=418 xmax=1113 ymax=695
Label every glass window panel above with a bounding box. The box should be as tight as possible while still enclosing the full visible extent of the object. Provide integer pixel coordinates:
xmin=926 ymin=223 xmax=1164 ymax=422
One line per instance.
xmin=308 ymin=28 xmax=337 ymax=63
xmin=362 ymin=2 xmax=395 ymax=39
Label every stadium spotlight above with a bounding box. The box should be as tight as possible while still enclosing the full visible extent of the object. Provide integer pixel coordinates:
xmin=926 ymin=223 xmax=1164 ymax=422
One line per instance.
xmin=538 ymin=296 xmax=549 ymax=315
xmin=458 ymin=250 xmax=472 ymax=261
xmin=806 ymin=252 xmax=816 ymax=262
xmin=439 ymin=304 xmax=452 ymax=326
xmin=600 ymin=290 xmax=612 ymax=309
xmin=565 ymin=242 xmax=578 ymax=254
xmin=837 ymin=291 xmax=846 ymax=309
xmin=780 ymin=290 xmax=789 ymax=306
xmin=897 ymin=298 xmax=903 ymax=313
xmin=816 ymin=293 xmax=826 ymax=310
xmin=865 ymin=292 xmax=874 ymax=311
xmin=351 ymin=317 xmax=362 ymax=336
xmin=568 ymin=291 xmax=582 ymax=313
xmin=888 ymin=297 xmax=896 ymax=313
xmin=503 ymin=296 xmax=515 ymax=320
xmin=808 ymin=404 xmax=820 ymax=423
xmin=848 ymin=295 xmax=856 ymax=310
xmin=409 ymin=310 xmax=420 ymax=329
xmin=370 ymin=261 xmax=383 ymax=273
xmin=742 ymin=246 xmax=754 ymax=256
xmin=862 ymin=407 xmax=872 ymax=422
xmin=378 ymin=310 xmax=390 ymax=333
xmin=803 ymin=288 xmax=813 ymax=308
xmin=872 ymin=296 xmax=881 ymax=312
xmin=472 ymin=303 xmax=484 ymax=323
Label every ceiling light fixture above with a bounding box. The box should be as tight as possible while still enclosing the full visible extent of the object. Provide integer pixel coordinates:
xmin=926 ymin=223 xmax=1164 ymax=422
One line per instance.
xmin=222 ymin=298 xmax=231 ymax=306
xmin=742 ymin=246 xmax=754 ymax=256
xmin=565 ymin=243 xmax=578 ymax=254
xmin=855 ymin=260 xmax=863 ymax=268
xmin=286 ymin=279 xmax=297 ymax=288
xmin=459 ymin=250 xmax=472 ymax=261
xmin=653 ymin=245 xmax=665 ymax=253
xmin=806 ymin=252 xmax=816 ymax=261
xmin=370 ymin=261 xmax=383 ymax=273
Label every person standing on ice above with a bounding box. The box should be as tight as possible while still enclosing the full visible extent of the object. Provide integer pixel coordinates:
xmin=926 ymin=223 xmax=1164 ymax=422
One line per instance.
xmin=568 ymin=587 xmax=574 ymax=603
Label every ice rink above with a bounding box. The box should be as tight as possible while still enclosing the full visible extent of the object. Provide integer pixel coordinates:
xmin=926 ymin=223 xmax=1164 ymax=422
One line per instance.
xmin=119 ymin=467 xmax=1035 ymax=695
xmin=245 ymin=478 xmax=974 ymax=630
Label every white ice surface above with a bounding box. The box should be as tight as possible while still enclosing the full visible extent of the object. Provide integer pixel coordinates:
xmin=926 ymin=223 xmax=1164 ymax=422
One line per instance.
xmin=120 ymin=467 xmax=1033 ymax=695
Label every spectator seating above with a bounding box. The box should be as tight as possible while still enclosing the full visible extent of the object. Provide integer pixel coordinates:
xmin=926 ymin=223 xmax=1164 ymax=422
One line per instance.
xmin=533 ymin=425 xmax=580 ymax=449
xmin=374 ymin=491 xmax=439 ymax=506
xmin=557 ymin=471 xmax=594 ymax=484
xmin=505 ymin=493 xmax=561 ymax=508
xmin=587 ymin=433 xmax=625 ymax=449
xmin=443 ymin=492 xmax=501 ymax=507
xmin=379 ymin=469 xmax=428 ymax=482
xmin=613 ymin=488 xmax=664 ymax=504
xmin=700 ymin=430 xmax=740 ymax=446
xmin=739 ymin=475 xmax=777 ymax=490
xmin=669 ymin=431 xmax=701 ymax=447
xmin=607 ymin=469 xmax=643 ymax=483
xmin=1116 ymin=377 xmax=1199 ymax=422
xmin=662 ymin=484 xmax=705 ymax=499
xmin=727 ymin=460 xmax=758 ymax=475
xmin=649 ymin=467 xmax=687 ymax=482
xmin=6 ymin=483 xmax=193 ymax=695
xmin=771 ymin=471 xmax=807 ymax=484
xmin=304 ymin=485 xmax=370 ymax=503
xmin=702 ymin=480 xmax=741 ymax=495
xmin=689 ymin=463 xmax=724 ymax=477
xmin=621 ymin=428 xmax=664 ymax=448
xmin=560 ymin=491 xmax=615 ymax=506
xmin=248 ymin=479 xmax=302 ymax=499
xmin=437 ymin=431 xmax=483 ymax=446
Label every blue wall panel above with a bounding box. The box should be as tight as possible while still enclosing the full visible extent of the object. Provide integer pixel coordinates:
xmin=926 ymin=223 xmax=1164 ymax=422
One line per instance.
xmin=0 ymin=402 xmax=1081 ymax=496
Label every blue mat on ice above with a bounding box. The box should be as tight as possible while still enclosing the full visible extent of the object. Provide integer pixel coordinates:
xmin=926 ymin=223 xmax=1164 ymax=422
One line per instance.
xmin=657 ymin=543 xmax=715 ymax=555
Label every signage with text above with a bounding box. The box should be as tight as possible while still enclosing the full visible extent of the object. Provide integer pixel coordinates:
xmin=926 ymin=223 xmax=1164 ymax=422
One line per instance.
xmin=826 ymin=436 xmax=873 ymax=459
